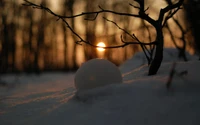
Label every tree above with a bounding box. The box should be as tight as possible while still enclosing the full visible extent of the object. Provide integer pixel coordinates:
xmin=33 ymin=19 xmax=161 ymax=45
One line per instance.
xmin=184 ymin=0 xmax=200 ymax=55
xmin=165 ymin=0 xmax=188 ymax=61
xmin=23 ymin=0 xmax=184 ymax=75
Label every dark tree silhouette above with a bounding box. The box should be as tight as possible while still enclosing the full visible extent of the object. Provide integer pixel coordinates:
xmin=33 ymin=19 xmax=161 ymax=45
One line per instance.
xmin=184 ymin=0 xmax=200 ymax=55
xmin=23 ymin=0 xmax=184 ymax=75
xmin=165 ymin=0 xmax=188 ymax=61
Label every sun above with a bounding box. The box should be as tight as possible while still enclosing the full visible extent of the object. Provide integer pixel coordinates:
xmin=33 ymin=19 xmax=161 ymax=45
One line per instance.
xmin=96 ymin=42 xmax=106 ymax=52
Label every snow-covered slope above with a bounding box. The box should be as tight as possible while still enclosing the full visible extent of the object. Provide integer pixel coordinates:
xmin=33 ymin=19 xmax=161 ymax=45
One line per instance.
xmin=0 ymin=49 xmax=200 ymax=125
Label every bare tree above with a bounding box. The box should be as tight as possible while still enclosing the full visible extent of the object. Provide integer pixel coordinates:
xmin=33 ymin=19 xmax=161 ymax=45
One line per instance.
xmin=23 ymin=0 xmax=184 ymax=75
xmin=165 ymin=0 xmax=188 ymax=61
xmin=184 ymin=0 xmax=200 ymax=56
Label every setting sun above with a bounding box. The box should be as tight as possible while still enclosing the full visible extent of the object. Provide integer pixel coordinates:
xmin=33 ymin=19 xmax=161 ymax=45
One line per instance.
xmin=97 ymin=42 xmax=106 ymax=52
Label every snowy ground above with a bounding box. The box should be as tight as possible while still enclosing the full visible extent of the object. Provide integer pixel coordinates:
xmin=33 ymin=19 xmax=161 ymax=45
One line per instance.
xmin=0 ymin=48 xmax=200 ymax=125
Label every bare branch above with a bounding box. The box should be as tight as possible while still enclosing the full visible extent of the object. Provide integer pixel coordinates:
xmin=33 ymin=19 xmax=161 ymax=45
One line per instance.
xmin=129 ymin=3 xmax=149 ymax=14
xmin=129 ymin=3 xmax=140 ymax=10
xmin=22 ymin=0 xmax=157 ymax=50
xmin=159 ymin=0 xmax=184 ymax=22
xmin=22 ymin=0 xmax=183 ymax=75
xmin=162 ymin=6 xmax=182 ymax=27
xmin=132 ymin=1 xmax=156 ymax=26
xmin=166 ymin=23 xmax=179 ymax=49
xmin=103 ymin=17 xmax=157 ymax=64
xmin=103 ymin=17 xmax=140 ymax=42
xmin=23 ymin=0 xmax=141 ymax=20
xmin=134 ymin=0 xmax=145 ymax=11
xmin=141 ymin=20 xmax=155 ymax=60
xmin=89 ymin=19 xmax=157 ymax=49
xmin=120 ymin=36 xmax=157 ymax=45
xmin=105 ymin=16 xmax=156 ymax=64
xmin=144 ymin=7 xmax=150 ymax=13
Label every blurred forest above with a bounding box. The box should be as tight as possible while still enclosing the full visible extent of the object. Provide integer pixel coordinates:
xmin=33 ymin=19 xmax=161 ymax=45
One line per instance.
xmin=0 ymin=0 xmax=197 ymax=73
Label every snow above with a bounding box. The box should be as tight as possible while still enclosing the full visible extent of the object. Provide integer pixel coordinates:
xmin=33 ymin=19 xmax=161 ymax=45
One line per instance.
xmin=119 ymin=48 xmax=199 ymax=73
xmin=0 ymin=48 xmax=200 ymax=125
xmin=75 ymin=58 xmax=122 ymax=92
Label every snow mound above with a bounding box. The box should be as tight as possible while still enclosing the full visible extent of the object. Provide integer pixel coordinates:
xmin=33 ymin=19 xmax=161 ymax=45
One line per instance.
xmin=74 ymin=58 xmax=122 ymax=92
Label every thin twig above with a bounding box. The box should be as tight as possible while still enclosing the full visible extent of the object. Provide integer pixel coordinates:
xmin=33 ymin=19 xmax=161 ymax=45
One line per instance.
xmin=103 ymin=17 xmax=158 ymax=63
xmin=129 ymin=3 xmax=140 ymax=10
xmin=162 ymin=7 xmax=182 ymax=27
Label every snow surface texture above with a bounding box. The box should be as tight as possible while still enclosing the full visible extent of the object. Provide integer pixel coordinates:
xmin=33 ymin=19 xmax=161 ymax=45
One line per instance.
xmin=0 ymin=48 xmax=200 ymax=125
xmin=75 ymin=58 xmax=122 ymax=91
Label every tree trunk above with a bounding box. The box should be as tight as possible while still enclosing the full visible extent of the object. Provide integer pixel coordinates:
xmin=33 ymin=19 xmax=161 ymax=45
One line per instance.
xmin=148 ymin=24 xmax=163 ymax=75
xmin=1 ymin=15 xmax=9 ymax=73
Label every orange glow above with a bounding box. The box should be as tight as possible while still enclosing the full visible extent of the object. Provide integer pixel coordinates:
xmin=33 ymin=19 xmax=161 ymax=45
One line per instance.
xmin=97 ymin=42 xmax=106 ymax=52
